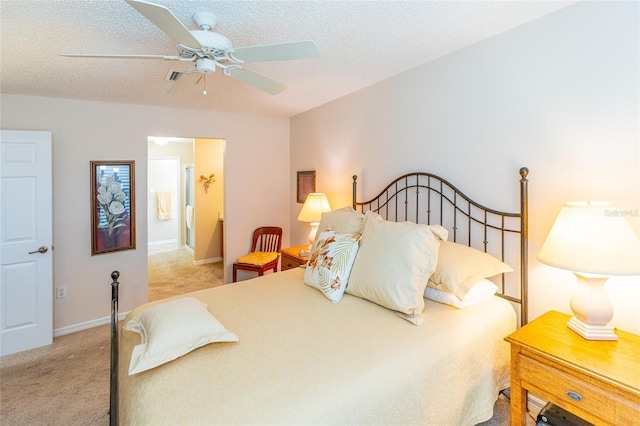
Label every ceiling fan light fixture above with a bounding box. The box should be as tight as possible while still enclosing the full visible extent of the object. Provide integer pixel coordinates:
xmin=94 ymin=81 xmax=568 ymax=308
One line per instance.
xmin=196 ymin=58 xmax=216 ymax=74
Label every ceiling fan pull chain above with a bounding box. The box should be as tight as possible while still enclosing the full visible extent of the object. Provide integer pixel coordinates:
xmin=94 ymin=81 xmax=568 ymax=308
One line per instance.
xmin=203 ymin=75 xmax=207 ymax=95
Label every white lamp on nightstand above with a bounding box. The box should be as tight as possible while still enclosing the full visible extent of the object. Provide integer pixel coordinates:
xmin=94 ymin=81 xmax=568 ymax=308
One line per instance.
xmin=537 ymin=202 xmax=640 ymax=341
xmin=297 ymin=192 xmax=331 ymax=248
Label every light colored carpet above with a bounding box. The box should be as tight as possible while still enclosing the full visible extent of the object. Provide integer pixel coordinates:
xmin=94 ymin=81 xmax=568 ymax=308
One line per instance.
xmin=0 ymin=323 xmax=111 ymax=425
xmin=0 ymin=248 xmax=533 ymax=425
xmin=148 ymin=245 xmax=224 ymax=301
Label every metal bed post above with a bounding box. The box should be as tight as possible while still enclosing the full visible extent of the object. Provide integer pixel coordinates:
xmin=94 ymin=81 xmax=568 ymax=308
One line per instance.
xmin=109 ymin=270 xmax=120 ymax=426
xmin=519 ymin=167 xmax=529 ymax=325
xmin=352 ymin=175 xmax=358 ymax=210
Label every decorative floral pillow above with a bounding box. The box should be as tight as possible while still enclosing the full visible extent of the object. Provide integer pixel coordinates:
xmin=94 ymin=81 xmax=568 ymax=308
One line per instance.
xmin=304 ymin=228 xmax=362 ymax=303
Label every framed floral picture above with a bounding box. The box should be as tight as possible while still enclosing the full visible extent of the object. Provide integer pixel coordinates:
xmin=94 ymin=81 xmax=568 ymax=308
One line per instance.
xmin=90 ymin=161 xmax=136 ymax=255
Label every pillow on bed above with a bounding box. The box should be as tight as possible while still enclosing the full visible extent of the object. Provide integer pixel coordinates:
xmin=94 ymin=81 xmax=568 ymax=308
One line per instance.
xmin=315 ymin=206 xmax=364 ymax=240
xmin=346 ymin=211 xmax=440 ymax=325
xmin=124 ymin=297 xmax=239 ymax=375
xmin=428 ymin=241 xmax=513 ymax=300
xmin=424 ymin=278 xmax=498 ymax=309
xmin=304 ymin=228 xmax=361 ymax=303
xmin=427 ymin=225 xmax=449 ymax=242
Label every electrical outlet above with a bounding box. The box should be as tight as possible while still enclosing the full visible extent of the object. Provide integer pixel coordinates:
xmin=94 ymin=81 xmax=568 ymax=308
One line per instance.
xmin=55 ymin=286 xmax=67 ymax=299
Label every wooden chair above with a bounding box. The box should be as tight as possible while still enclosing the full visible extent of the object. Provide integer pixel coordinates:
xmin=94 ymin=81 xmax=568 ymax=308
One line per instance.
xmin=232 ymin=226 xmax=283 ymax=282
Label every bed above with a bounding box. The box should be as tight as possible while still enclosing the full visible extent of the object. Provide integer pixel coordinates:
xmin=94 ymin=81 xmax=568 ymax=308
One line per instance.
xmin=109 ymin=167 xmax=529 ymax=426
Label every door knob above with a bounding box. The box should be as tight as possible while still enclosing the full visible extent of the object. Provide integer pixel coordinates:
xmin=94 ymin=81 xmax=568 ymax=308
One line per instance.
xmin=29 ymin=246 xmax=48 ymax=254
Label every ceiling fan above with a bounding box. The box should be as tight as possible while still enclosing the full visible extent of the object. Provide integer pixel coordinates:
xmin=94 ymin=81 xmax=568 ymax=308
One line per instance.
xmin=60 ymin=0 xmax=319 ymax=95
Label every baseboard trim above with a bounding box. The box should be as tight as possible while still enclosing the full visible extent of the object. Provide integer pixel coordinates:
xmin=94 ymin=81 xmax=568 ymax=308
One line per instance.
xmin=193 ymin=257 xmax=223 ymax=265
xmin=501 ymin=388 xmax=546 ymax=417
xmin=53 ymin=310 xmax=131 ymax=337
xmin=148 ymin=239 xmax=178 ymax=247
xmin=527 ymin=393 xmax=546 ymax=415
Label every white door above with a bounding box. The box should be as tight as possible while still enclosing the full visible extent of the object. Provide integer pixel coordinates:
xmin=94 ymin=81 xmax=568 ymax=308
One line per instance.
xmin=0 ymin=130 xmax=53 ymax=356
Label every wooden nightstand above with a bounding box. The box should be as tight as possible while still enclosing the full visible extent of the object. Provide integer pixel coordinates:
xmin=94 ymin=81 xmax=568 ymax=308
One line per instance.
xmin=505 ymin=310 xmax=640 ymax=426
xmin=280 ymin=245 xmax=309 ymax=271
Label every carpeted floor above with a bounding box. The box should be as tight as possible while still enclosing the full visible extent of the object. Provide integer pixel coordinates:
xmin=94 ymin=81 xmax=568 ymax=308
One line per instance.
xmin=0 ymin=247 xmax=534 ymax=426
xmin=0 ymin=323 xmax=112 ymax=425
xmin=148 ymin=245 xmax=224 ymax=301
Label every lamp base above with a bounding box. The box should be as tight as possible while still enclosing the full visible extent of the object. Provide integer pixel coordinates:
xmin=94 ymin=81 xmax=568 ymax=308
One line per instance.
xmin=308 ymin=222 xmax=320 ymax=248
xmin=567 ymin=273 xmax=617 ymax=341
xmin=567 ymin=316 xmax=617 ymax=341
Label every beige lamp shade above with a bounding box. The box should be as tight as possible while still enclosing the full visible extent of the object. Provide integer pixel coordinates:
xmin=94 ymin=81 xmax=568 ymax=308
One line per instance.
xmin=537 ymin=202 xmax=640 ymax=341
xmin=297 ymin=192 xmax=331 ymax=247
xmin=537 ymin=202 xmax=640 ymax=276
xmin=297 ymin=193 xmax=331 ymax=223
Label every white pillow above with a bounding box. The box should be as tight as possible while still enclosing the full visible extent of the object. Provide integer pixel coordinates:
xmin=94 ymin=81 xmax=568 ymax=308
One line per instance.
xmin=346 ymin=211 xmax=440 ymax=325
xmin=124 ymin=297 xmax=239 ymax=375
xmin=428 ymin=241 xmax=513 ymax=300
xmin=424 ymin=279 xmax=498 ymax=309
xmin=427 ymin=225 xmax=449 ymax=241
xmin=315 ymin=206 xmax=364 ymax=241
xmin=304 ymin=228 xmax=361 ymax=303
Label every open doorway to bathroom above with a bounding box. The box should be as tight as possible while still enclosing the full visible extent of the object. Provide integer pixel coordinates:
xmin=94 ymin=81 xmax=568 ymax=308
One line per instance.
xmin=147 ymin=136 xmax=226 ymax=301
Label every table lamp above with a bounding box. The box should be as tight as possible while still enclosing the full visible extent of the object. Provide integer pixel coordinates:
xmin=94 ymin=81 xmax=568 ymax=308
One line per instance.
xmin=537 ymin=202 xmax=640 ymax=340
xmin=297 ymin=192 xmax=331 ymax=248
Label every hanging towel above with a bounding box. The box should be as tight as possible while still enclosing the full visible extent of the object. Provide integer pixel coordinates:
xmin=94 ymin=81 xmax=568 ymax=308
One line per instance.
xmin=156 ymin=191 xmax=174 ymax=220
xmin=185 ymin=205 xmax=194 ymax=230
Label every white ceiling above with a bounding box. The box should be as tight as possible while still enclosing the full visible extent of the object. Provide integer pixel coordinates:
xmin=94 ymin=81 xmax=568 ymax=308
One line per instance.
xmin=1 ymin=0 xmax=577 ymax=118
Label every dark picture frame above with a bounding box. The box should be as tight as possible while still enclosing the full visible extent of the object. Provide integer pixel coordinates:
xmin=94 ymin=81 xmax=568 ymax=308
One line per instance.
xmin=91 ymin=161 xmax=136 ymax=255
xmin=297 ymin=170 xmax=316 ymax=203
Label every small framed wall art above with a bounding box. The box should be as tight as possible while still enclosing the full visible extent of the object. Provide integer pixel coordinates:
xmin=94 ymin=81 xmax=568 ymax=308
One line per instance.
xmin=90 ymin=161 xmax=136 ymax=255
xmin=297 ymin=170 xmax=316 ymax=203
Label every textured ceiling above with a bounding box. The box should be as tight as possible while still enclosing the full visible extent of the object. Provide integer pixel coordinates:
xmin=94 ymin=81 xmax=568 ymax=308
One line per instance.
xmin=1 ymin=0 xmax=577 ymax=117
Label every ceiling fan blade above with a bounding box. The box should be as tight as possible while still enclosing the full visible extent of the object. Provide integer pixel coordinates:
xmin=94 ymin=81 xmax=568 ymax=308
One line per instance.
xmin=60 ymin=54 xmax=182 ymax=60
xmin=125 ymin=0 xmax=202 ymax=49
xmin=231 ymin=41 xmax=319 ymax=63
xmin=226 ymin=67 xmax=287 ymax=95
xmin=167 ymin=71 xmax=202 ymax=94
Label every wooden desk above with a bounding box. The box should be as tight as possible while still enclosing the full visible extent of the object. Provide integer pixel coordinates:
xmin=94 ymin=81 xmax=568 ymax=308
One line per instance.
xmin=505 ymin=310 xmax=640 ymax=425
xmin=280 ymin=245 xmax=309 ymax=271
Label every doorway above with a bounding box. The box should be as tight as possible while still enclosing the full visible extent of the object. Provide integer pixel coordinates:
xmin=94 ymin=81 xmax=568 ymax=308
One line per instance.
xmin=147 ymin=136 xmax=225 ymax=299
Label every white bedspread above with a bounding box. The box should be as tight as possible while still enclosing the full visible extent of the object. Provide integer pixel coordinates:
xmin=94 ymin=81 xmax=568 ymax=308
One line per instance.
xmin=119 ymin=267 xmax=515 ymax=425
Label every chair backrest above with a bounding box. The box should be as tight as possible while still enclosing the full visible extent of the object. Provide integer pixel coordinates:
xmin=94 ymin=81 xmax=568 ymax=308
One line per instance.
xmin=251 ymin=226 xmax=282 ymax=253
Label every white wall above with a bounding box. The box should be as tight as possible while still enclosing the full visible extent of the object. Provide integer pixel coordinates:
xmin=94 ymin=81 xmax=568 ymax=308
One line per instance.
xmin=0 ymin=94 xmax=290 ymax=332
xmin=147 ymin=140 xmax=194 ymax=247
xmin=290 ymin=1 xmax=640 ymax=333
xmin=148 ymin=157 xmax=180 ymax=244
